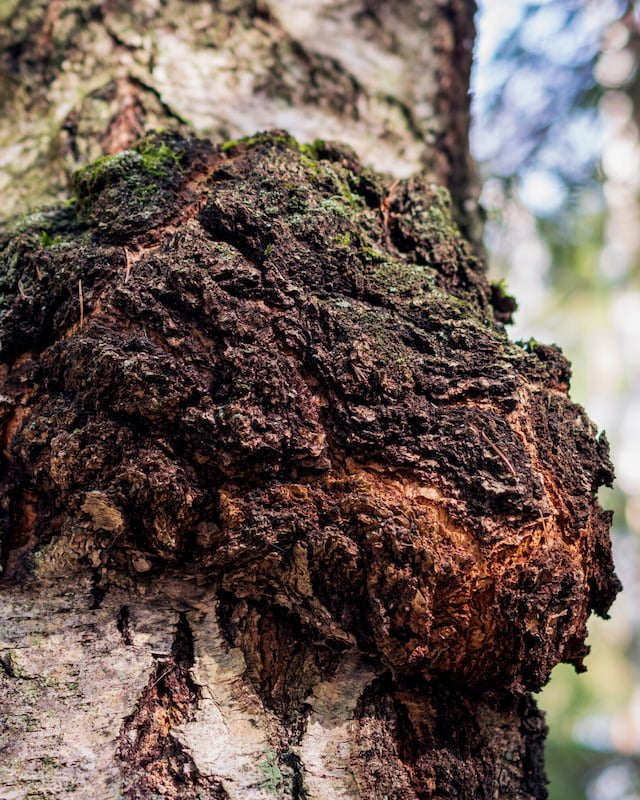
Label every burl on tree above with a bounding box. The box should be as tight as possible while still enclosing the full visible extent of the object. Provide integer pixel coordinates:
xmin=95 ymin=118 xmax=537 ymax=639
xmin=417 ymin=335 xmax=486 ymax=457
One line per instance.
xmin=0 ymin=132 xmax=620 ymax=799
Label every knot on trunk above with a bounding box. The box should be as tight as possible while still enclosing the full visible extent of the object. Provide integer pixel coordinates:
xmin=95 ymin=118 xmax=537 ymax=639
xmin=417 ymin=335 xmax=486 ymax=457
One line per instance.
xmin=0 ymin=131 xmax=619 ymax=695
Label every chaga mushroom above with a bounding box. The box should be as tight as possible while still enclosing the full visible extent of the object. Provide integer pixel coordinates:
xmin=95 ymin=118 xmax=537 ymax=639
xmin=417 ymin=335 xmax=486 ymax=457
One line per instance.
xmin=0 ymin=131 xmax=620 ymax=797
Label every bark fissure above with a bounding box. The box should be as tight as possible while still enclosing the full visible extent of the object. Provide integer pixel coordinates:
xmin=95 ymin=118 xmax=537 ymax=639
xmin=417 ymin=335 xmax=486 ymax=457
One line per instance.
xmin=118 ymin=611 xmax=228 ymax=800
xmin=117 ymin=604 xmax=134 ymax=646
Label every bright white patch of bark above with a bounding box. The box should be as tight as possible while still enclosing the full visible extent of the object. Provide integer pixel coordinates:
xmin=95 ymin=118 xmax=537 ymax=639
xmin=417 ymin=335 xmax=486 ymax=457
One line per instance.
xmin=0 ymin=575 xmax=174 ymax=799
xmin=297 ymin=653 xmax=378 ymax=800
xmin=173 ymin=603 xmax=285 ymax=799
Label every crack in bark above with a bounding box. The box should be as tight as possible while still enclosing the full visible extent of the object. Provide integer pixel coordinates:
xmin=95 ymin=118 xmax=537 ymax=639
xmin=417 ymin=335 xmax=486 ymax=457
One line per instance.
xmin=89 ymin=569 xmax=107 ymax=609
xmin=117 ymin=604 xmax=134 ymax=646
xmin=118 ymin=611 xmax=229 ymax=799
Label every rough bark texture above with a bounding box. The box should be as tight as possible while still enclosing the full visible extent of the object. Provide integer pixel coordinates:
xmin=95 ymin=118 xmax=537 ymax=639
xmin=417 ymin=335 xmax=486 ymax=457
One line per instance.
xmin=0 ymin=131 xmax=620 ymax=798
xmin=0 ymin=0 xmax=480 ymax=241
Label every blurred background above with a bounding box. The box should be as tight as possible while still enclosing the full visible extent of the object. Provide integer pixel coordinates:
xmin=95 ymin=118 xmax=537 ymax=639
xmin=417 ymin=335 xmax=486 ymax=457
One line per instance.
xmin=472 ymin=1 xmax=640 ymax=798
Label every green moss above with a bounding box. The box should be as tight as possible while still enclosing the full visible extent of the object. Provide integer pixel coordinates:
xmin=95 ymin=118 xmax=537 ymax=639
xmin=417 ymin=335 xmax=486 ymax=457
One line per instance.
xmin=414 ymin=184 xmax=460 ymax=243
xmin=296 ymin=140 xmax=326 ymax=176
xmin=135 ymin=138 xmax=184 ymax=177
xmin=491 ymin=277 xmax=510 ymax=295
xmin=370 ymin=260 xmax=431 ymax=296
xmin=74 ymin=137 xmax=183 ymax=200
xmin=519 ymin=337 xmax=541 ymax=353
xmin=222 ymin=132 xmax=324 ymax=160
xmin=318 ymin=197 xmax=353 ymax=219
xmin=298 ymin=139 xmax=325 ymax=160
xmin=73 ymin=151 xmax=129 ymax=193
xmin=337 ymin=179 xmax=364 ymax=208
xmin=38 ymin=231 xmax=62 ymax=247
xmin=489 ymin=277 xmax=517 ymax=322
xmin=220 ymin=139 xmax=239 ymax=153
xmin=220 ymin=132 xmax=327 ymax=178
xmin=132 ymin=184 xmax=154 ymax=203
xmin=360 ymin=245 xmax=387 ymax=264
xmin=258 ymin=749 xmax=283 ymax=793
xmin=221 ymin=132 xmax=298 ymax=154
xmin=335 ymin=231 xmax=353 ymax=247
xmin=297 ymin=152 xmax=323 ymax=177
xmin=70 ymin=132 xmax=190 ymax=238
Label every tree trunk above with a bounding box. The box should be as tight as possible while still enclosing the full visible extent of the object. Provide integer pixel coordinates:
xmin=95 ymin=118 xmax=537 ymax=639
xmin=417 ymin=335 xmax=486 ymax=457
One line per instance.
xmin=0 ymin=3 xmax=619 ymax=799
xmin=0 ymin=0 xmax=480 ymax=241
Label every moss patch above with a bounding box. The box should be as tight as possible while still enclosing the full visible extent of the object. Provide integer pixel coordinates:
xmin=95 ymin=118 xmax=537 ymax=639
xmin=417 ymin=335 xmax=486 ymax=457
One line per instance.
xmin=258 ymin=749 xmax=283 ymax=793
xmin=69 ymin=131 xmax=211 ymax=243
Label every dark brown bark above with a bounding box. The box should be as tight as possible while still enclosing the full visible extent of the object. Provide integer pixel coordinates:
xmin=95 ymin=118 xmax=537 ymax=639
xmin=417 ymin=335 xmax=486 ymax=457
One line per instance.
xmin=0 ymin=130 xmax=619 ymax=798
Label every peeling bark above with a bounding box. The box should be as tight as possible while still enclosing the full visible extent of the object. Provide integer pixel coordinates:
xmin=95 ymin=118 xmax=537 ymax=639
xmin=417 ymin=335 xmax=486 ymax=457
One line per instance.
xmin=0 ymin=128 xmax=620 ymax=798
xmin=298 ymin=653 xmax=379 ymax=800
xmin=0 ymin=576 xmax=179 ymax=798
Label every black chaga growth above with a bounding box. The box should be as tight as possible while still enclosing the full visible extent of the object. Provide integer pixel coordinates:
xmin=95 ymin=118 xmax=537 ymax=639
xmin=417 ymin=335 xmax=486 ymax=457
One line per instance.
xmin=0 ymin=130 xmax=620 ymax=798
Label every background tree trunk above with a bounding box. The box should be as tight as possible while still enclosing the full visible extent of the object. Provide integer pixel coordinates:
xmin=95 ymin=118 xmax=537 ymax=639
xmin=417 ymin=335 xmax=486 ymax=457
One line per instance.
xmin=0 ymin=2 xmax=619 ymax=799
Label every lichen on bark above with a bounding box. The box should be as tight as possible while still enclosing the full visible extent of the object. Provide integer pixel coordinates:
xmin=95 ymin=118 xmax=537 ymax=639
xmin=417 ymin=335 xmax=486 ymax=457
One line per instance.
xmin=0 ymin=130 xmax=620 ymax=798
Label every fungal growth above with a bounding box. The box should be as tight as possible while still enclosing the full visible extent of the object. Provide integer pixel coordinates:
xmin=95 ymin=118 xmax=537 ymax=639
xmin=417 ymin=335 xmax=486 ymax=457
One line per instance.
xmin=0 ymin=131 xmax=619 ymax=799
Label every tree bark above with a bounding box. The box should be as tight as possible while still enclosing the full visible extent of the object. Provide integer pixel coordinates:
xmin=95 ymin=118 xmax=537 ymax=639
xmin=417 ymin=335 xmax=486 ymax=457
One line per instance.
xmin=0 ymin=3 xmax=619 ymax=800
xmin=0 ymin=0 xmax=480 ymax=240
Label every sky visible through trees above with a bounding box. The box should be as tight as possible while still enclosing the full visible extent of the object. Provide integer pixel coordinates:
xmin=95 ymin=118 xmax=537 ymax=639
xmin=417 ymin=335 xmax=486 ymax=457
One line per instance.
xmin=473 ymin=2 xmax=640 ymax=798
